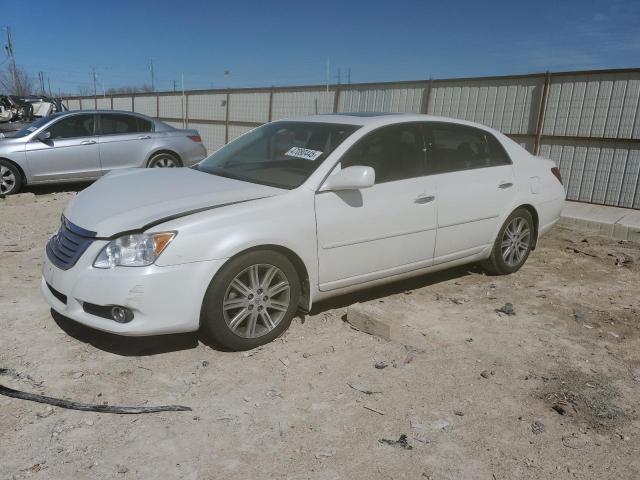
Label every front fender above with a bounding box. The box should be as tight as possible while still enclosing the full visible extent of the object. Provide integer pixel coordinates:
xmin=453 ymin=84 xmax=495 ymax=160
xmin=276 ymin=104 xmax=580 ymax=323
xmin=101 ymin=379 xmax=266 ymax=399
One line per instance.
xmin=152 ymin=190 xmax=319 ymax=289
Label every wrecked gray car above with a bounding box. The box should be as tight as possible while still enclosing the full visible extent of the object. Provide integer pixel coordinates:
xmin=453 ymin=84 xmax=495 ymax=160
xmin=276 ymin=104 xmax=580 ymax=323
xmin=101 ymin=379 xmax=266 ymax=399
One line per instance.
xmin=0 ymin=95 xmax=67 ymax=138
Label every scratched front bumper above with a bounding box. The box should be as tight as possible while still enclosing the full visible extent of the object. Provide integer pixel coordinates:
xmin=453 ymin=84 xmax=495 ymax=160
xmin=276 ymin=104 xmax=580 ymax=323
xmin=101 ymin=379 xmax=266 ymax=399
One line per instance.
xmin=42 ymin=244 xmax=225 ymax=335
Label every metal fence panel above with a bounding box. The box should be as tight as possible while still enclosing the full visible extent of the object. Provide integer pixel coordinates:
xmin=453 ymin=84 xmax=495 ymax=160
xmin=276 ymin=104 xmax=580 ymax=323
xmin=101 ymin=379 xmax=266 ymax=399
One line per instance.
xmin=540 ymin=138 xmax=640 ymax=207
xmin=96 ymin=97 xmax=110 ymax=109
xmin=622 ymin=148 xmax=640 ymax=209
xmin=159 ymin=94 xmax=183 ymax=119
xmin=620 ymin=77 xmax=640 ymax=138
xmin=228 ymin=125 xmax=255 ymax=142
xmin=112 ymin=96 xmax=132 ymax=111
xmin=229 ymin=92 xmax=269 ymax=123
xmin=544 ymin=72 xmax=640 ymax=139
xmin=189 ymin=122 xmax=225 ymax=153
xmin=430 ymin=78 xmax=542 ymax=134
xmin=133 ymin=95 xmax=157 ymax=117
xmin=339 ymin=86 xmax=422 ymax=113
xmin=162 ymin=120 xmax=183 ymax=130
xmin=79 ymin=97 xmax=94 ymax=109
xmin=188 ymin=93 xmax=226 ymax=121
xmin=271 ymin=90 xmax=334 ymax=119
xmin=67 ymin=99 xmax=80 ymax=110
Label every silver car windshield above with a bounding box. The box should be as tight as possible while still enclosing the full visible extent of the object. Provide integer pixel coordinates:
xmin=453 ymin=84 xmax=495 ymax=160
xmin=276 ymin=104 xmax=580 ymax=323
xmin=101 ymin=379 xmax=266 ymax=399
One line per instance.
xmin=196 ymin=121 xmax=360 ymax=189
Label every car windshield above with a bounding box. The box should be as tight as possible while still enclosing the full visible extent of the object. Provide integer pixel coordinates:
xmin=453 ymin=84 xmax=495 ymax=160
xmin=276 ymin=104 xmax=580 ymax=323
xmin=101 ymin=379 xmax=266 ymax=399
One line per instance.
xmin=196 ymin=121 xmax=360 ymax=189
xmin=11 ymin=115 xmax=62 ymax=138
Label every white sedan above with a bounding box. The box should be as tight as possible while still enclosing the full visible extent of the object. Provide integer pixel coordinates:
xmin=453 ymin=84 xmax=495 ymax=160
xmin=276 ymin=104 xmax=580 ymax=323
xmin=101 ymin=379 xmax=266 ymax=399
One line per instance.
xmin=41 ymin=113 xmax=565 ymax=350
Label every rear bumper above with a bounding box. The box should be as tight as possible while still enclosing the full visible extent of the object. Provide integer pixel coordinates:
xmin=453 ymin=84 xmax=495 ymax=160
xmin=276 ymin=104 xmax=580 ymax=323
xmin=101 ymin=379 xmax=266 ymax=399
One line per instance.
xmin=42 ymin=251 xmax=226 ymax=336
xmin=181 ymin=143 xmax=207 ymax=167
xmin=537 ymin=196 xmax=565 ymax=238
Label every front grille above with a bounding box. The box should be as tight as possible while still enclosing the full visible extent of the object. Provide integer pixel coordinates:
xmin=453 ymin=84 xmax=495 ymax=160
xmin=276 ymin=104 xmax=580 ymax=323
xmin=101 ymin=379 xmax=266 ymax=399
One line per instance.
xmin=46 ymin=217 xmax=97 ymax=270
xmin=46 ymin=282 xmax=67 ymax=304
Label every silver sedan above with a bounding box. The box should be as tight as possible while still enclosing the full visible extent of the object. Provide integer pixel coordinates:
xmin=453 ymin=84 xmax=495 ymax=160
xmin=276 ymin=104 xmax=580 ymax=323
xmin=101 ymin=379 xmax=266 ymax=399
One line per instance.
xmin=0 ymin=110 xmax=207 ymax=195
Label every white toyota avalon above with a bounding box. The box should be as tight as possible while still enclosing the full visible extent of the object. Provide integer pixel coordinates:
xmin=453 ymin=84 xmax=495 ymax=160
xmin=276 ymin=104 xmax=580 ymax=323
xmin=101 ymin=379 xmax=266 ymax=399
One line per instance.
xmin=42 ymin=113 xmax=565 ymax=350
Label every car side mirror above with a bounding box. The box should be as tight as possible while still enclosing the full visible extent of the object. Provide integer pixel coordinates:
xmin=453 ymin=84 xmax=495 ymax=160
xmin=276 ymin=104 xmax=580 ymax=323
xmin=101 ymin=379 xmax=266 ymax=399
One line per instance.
xmin=319 ymin=165 xmax=375 ymax=192
xmin=38 ymin=131 xmax=52 ymax=142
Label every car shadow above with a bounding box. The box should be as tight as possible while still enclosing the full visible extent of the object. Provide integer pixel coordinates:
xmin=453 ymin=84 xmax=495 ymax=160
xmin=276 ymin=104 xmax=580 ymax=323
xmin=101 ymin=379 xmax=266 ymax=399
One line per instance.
xmin=50 ymin=264 xmax=484 ymax=356
xmin=307 ymin=264 xmax=483 ymax=315
xmin=25 ymin=181 xmax=93 ymax=196
xmin=51 ymin=310 xmax=201 ymax=356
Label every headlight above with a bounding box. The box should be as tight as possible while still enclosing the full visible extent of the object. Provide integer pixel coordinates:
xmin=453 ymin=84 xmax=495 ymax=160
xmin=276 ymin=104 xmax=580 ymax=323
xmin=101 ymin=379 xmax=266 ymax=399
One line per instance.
xmin=93 ymin=232 xmax=176 ymax=268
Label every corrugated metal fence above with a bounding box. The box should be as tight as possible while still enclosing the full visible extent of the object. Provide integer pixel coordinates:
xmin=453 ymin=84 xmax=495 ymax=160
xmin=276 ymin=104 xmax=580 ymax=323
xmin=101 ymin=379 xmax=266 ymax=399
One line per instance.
xmin=64 ymin=68 xmax=640 ymax=209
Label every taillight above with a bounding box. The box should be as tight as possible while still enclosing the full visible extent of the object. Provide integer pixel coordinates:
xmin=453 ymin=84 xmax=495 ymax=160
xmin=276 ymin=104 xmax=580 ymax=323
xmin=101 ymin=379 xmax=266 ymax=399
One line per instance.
xmin=551 ymin=167 xmax=563 ymax=185
xmin=188 ymin=135 xmax=202 ymax=143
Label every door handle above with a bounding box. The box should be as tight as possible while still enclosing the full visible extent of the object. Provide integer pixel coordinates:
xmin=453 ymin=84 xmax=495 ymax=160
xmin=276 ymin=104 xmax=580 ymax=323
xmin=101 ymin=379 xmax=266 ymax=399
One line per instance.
xmin=414 ymin=194 xmax=435 ymax=204
xmin=498 ymin=181 xmax=513 ymax=189
xmin=80 ymin=140 xmax=96 ymax=145
xmin=138 ymin=135 xmax=151 ymax=140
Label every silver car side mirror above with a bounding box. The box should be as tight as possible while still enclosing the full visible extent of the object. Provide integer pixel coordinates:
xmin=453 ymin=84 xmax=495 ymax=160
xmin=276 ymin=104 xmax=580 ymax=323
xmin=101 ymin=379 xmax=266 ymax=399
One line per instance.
xmin=319 ymin=166 xmax=375 ymax=192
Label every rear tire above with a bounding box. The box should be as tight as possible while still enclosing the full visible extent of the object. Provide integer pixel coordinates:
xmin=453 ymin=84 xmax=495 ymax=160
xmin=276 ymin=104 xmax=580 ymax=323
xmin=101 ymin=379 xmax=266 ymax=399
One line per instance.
xmin=201 ymin=250 xmax=301 ymax=351
xmin=147 ymin=152 xmax=181 ymax=168
xmin=482 ymin=208 xmax=534 ymax=275
xmin=0 ymin=160 xmax=23 ymax=196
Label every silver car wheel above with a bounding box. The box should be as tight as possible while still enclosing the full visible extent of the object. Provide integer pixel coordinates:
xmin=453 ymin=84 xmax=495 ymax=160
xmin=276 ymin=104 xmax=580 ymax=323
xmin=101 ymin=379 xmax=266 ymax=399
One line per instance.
xmin=150 ymin=155 xmax=178 ymax=168
xmin=501 ymin=217 xmax=531 ymax=267
xmin=0 ymin=165 xmax=16 ymax=194
xmin=222 ymin=264 xmax=291 ymax=339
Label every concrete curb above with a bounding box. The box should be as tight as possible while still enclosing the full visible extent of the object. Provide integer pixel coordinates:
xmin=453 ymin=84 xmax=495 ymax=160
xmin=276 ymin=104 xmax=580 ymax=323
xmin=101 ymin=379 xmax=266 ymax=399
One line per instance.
xmin=560 ymin=201 xmax=640 ymax=241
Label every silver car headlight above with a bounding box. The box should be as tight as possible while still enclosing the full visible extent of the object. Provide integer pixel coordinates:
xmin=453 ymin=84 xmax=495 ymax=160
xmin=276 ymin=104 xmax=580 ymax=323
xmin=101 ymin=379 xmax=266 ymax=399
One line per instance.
xmin=93 ymin=232 xmax=176 ymax=268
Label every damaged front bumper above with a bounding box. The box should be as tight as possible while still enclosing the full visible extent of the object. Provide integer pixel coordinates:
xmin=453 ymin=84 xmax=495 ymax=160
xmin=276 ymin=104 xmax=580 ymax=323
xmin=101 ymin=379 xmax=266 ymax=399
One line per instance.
xmin=41 ymin=241 xmax=226 ymax=335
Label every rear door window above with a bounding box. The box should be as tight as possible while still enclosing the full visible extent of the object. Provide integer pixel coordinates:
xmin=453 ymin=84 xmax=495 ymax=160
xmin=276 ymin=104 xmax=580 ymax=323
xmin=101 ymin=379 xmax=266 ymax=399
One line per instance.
xmin=99 ymin=114 xmax=151 ymax=135
xmin=424 ymin=123 xmax=511 ymax=174
xmin=48 ymin=114 xmax=95 ymax=139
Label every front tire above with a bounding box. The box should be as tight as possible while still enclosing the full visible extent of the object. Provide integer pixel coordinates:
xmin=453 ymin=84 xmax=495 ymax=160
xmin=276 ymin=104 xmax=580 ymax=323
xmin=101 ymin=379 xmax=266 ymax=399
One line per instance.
xmin=201 ymin=250 xmax=301 ymax=351
xmin=147 ymin=152 xmax=181 ymax=168
xmin=0 ymin=160 xmax=22 ymax=196
xmin=482 ymin=208 xmax=534 ymax=275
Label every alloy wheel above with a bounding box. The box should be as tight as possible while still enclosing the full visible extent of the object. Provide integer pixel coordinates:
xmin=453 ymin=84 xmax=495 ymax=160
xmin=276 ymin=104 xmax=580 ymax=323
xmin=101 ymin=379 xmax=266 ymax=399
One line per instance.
xmin=151 ymin=155 xmax=178 ymax=167
xmin=501 ymin=217 xmax=531 ymax=267
xmin=222 ymin=264 xmax=291 ymax=339
xmin=0 ymin=165 xmax=16 ymax=194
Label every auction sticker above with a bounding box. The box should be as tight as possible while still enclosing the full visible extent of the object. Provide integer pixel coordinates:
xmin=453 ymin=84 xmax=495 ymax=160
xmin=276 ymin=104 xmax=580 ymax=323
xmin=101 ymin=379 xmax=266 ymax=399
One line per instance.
xmin=285 ymin=147 xmax=323 ymax=161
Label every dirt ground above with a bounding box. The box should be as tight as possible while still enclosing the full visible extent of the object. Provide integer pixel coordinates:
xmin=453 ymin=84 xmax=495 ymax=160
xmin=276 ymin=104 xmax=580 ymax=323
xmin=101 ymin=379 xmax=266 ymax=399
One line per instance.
xmin=1 ymin=186 xmax=640 ymax=480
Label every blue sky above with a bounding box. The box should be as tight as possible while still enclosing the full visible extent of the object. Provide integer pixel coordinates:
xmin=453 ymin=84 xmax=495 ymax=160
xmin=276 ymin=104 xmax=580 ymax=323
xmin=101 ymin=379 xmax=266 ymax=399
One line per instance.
xmin=2 ymin=0 xmax=639 ymax=94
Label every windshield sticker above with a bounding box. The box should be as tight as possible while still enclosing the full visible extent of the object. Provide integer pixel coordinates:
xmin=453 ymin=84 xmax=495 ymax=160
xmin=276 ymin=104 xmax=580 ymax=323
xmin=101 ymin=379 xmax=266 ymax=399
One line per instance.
xmin=27 ymin=126 xmax=37 ymax=132
xmin=285 ymin=147 xmax=323 ymax=161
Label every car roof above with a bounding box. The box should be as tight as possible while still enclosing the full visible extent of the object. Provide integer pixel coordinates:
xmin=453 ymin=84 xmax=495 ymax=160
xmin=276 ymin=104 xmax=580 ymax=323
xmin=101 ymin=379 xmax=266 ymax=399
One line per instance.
xmin=281 ymin=112 xmax=497 ymax=130
xmin=56 ymin=109 xmax=149 ymax=116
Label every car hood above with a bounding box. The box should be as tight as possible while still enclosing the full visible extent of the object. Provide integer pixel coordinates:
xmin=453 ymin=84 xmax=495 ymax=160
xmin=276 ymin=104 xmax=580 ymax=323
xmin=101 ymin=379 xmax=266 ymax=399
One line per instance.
xmin=63 ymin=168 xmax=286 ymax=237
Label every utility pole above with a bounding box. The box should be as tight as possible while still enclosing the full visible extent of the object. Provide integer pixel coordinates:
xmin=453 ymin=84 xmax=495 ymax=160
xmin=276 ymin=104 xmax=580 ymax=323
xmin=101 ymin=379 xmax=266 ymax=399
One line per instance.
xmin=47 ymin=77 xmax=52 ymax=96
xmin=91 ymin=68 xmax=97 ymax=97
xmin=38 ymin=71 xmax=45 ymax=94
xmin=173 ymin=79 xmax=176 ymax=92
xmin=337 ymin=68 xmax=341 ymax=85
xmin=326 ymin=57 xmax=330 ymax=92
xmin=5 ymin=27 xmax=18 ymax=93
xmin=149 ymin=59 xmax=155 ymax=91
